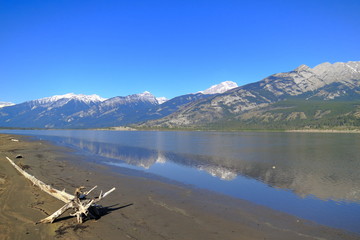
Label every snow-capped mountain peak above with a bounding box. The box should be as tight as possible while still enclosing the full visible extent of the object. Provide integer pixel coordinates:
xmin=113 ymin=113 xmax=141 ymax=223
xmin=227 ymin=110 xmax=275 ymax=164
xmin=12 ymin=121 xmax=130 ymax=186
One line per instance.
xmin=102 ymin=91 xmax=159 ymax=107
xmin=156 ymin=97 xmax=168 ymax=104
xmin=138 ymin=91 xmax=152 ymax=98
xmin=36 ymin=93 xmax=107 ymax=105
xmin=132 ymin=91 xmax=158 ymax=104
xmin=200 ymin=81 xmax=238 ymax=95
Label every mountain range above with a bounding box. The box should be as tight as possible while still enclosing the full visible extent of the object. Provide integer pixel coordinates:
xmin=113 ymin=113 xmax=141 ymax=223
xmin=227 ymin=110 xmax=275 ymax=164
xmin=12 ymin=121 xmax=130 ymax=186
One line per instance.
xmin=1 ymin=61 xmax=359 ymax=130
xmin=0 ymin=81 xmax=238 ymax=128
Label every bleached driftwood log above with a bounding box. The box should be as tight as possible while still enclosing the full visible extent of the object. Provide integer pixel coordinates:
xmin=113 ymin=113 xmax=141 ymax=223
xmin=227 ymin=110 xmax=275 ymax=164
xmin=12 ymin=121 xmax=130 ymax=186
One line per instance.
xmin=6 ymin=156 xmax=115 ymax=224
xmin=6 ymin=156 xmax=74 ymax=202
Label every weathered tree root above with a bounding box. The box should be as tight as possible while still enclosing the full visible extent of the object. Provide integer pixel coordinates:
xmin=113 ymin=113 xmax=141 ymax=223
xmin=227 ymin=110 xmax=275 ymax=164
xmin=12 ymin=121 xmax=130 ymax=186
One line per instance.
xmin=6 ymin=156 xmax=115 ymax=224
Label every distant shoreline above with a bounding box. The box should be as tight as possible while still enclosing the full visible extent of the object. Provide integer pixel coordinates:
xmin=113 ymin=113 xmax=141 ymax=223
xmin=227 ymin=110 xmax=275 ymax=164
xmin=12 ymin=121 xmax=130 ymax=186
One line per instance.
xmin=2 ymin=126 xmax=360 ymax=133
xmin=128 ymin=127 xmax=360 ymax=133
xmin=285 ymin=129 xmax=360 ymax=133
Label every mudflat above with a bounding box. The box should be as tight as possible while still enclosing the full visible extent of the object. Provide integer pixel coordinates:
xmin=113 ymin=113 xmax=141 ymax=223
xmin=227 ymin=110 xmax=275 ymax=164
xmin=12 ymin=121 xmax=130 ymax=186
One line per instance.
xmin=0 ymin=134 xmax=358 ymax=240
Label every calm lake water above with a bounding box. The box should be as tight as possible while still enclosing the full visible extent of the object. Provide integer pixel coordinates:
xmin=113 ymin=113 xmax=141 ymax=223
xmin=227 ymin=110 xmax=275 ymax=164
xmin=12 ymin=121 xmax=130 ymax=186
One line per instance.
xmin=2 ymin=129 xmax=360 ymax=234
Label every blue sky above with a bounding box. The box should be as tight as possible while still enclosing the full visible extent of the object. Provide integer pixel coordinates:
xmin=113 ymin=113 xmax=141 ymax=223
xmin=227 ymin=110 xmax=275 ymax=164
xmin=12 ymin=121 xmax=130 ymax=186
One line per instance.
xmin=1 ymin=0 xmax=359 ymax=103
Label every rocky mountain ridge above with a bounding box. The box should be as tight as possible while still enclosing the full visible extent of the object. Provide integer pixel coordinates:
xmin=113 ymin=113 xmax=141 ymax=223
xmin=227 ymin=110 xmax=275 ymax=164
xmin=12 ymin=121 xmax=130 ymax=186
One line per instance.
xmin=141 ymin=61 xmax=360 ymax=129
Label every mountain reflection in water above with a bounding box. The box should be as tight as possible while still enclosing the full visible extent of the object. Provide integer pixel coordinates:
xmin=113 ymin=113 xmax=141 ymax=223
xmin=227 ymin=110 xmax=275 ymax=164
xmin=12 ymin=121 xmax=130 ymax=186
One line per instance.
xmin=58 ymin=135 xmax=360 ymax=203
xmin=61 ymin=137 xmax=238 ymax=180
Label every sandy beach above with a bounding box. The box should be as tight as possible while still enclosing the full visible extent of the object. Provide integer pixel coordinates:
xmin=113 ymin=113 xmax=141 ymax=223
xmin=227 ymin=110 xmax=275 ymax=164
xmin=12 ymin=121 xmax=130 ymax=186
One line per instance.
xmin=0 ymin=133 xmax=359 ymax=240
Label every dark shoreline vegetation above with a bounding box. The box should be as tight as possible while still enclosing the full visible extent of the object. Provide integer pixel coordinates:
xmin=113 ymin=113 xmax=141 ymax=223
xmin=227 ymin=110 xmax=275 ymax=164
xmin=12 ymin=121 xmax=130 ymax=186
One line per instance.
xmin=134 ymin=99 xmax=360 ymax=132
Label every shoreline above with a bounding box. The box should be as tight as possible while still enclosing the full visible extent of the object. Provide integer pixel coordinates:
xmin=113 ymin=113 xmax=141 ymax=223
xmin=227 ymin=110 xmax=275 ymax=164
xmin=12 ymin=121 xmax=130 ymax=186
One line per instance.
xmin=2 ymin=127 xmax=360 ymax=135
xmin=286 ymin=129 xmax=360 ymax=133
xmin=0 ymin=133 xmax=359 ymax=239
xmin=96 ymin=127 xmax=360 ymax=133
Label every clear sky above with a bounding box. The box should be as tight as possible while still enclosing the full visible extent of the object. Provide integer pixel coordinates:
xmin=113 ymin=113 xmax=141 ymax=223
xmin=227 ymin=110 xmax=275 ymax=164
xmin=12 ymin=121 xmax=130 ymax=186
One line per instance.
xmin=1 ymin=0 xmax=360 ymax=103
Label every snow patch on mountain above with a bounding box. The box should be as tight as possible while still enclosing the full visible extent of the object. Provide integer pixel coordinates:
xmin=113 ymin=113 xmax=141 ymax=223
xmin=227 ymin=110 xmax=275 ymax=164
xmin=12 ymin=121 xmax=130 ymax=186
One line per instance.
xmin=97 ymin=91 xmax=159 ymax=109
xmin=121 ymin=91 xmax=157 ymax=104
xmin=137 ymin=91 xmax=158 ymax=104
xmin=36 ymin=93 xmax=107 ymax=104
xmin=199 ymin=81 xmax=238 ymax=95
xmin=0 ymin=102 xmax=15 ymax=108
xmin=156 ymin=97 xmax=168 ymax=104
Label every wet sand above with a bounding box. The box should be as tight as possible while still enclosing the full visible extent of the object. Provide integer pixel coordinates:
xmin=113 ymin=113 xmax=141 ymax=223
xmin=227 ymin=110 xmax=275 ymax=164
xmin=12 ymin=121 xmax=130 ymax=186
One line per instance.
xmin=0 ymin=133 xmax=359 ymax=240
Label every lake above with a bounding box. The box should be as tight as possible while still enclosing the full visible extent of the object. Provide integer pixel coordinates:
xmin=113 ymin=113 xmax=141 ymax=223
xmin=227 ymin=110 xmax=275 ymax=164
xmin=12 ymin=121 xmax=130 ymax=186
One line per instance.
xmin=1 ymin=129 xmax=360 ymax=234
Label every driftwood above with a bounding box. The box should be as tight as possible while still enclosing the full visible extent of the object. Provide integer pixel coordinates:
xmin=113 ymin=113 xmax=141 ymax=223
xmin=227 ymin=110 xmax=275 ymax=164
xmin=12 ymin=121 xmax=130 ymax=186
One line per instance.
xmin=6 ymin=156 xmax=115 ymax=224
